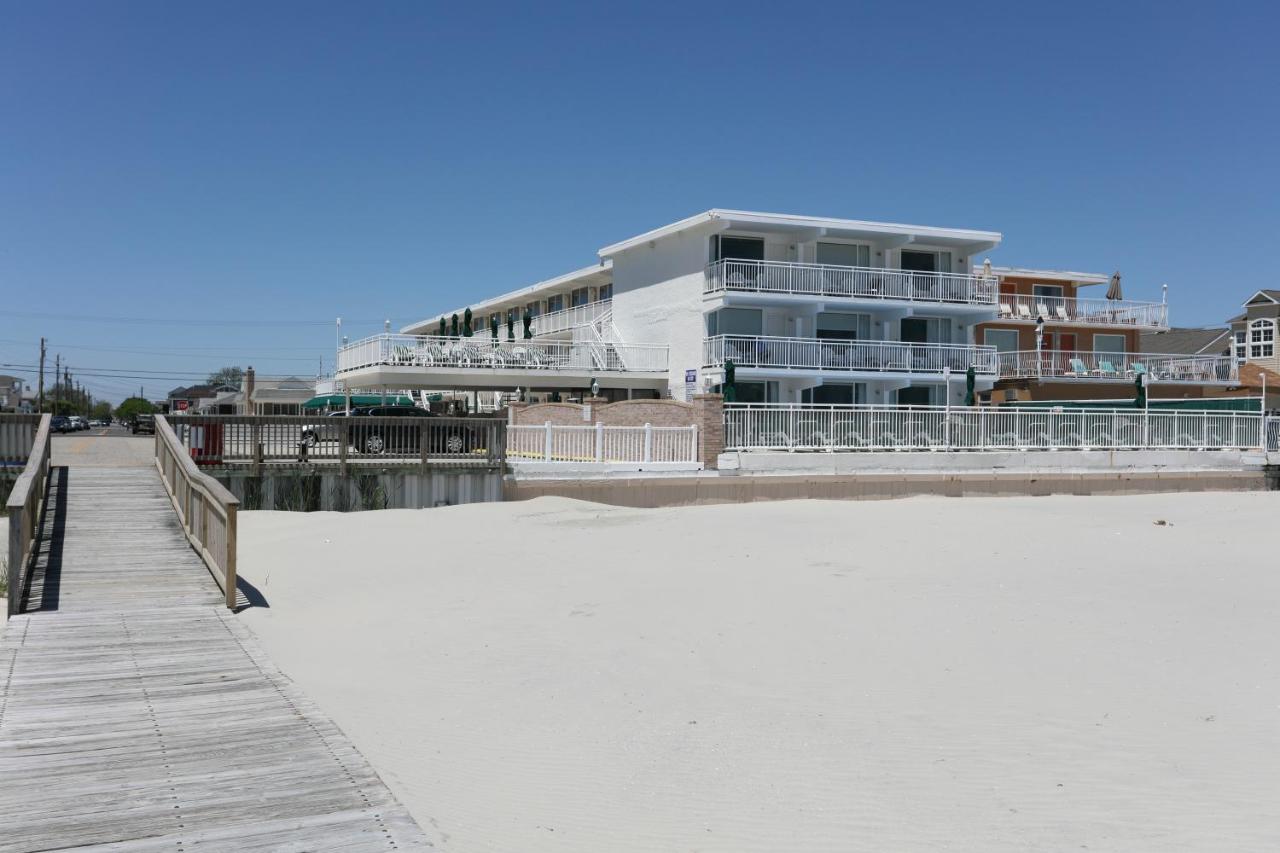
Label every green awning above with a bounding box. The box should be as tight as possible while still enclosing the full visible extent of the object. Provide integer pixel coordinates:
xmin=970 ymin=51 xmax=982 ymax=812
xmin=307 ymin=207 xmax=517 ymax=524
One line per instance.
xmin=301 ymin=394 xmax=416 ymax=409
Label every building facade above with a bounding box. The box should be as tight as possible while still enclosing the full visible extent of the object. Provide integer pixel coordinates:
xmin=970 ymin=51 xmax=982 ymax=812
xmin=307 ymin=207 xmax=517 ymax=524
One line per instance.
xmin=335 ymin=209 xmax=1233 ymax=407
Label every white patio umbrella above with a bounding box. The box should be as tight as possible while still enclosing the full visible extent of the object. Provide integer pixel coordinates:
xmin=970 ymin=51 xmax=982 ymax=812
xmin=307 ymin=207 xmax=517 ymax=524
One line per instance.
xmin=1106 ymin=271 xmax=1123 ymax=300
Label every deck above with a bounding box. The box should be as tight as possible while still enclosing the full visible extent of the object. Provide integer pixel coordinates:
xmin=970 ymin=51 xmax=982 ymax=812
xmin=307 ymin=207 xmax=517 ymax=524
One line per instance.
xmin=0 ymin=455 xmax=432 ymax=850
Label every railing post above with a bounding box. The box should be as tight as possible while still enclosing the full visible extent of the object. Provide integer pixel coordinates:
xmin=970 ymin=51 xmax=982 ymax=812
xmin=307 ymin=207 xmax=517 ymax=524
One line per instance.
xmin=338 ymin=420 xmax=349 ymax=477
xmin=419 ymin=426 xmax=429 ymax=474
xmin=643 ymin=422 xmax=653 ymax=463
xmin=544 ymin=421 xmax=553 ymax=462
xmin=689 ymin=423 xmax=698 ymax=464
xmin=595 ymin=422 xmax=604 ymax=463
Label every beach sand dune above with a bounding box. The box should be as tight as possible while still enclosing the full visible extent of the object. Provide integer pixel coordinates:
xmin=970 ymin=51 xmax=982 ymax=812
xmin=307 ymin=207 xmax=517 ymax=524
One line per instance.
xmin=239 ymin=492 xmax=1280 ymax=852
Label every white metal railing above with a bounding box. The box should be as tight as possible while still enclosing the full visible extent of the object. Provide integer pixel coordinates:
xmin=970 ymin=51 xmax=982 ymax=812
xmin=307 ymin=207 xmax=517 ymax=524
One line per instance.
xmin=338 ymin=334 xmax=669 ymax=374
xmin=705 ymin=335 xmax=998 ymax=375
xmin=478 ymin=300 xmax=613 ymax=338
xmin=996 ymin=350 xmax=1237 ymax=383
xmin=996 ymin=293 xmax=1167 ymax=328
xmin=508 ymin=422 xmax=700 ymax=464
xmin=724 ymin=403 xmax=1267 ymax=452
xmin=705 ymin=259 xmax=997 ymax=305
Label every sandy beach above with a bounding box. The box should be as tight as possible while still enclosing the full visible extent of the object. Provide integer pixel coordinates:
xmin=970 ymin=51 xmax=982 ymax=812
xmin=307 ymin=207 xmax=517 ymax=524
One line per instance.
xmin=238 ymin=493 xmax=1280 ymax=852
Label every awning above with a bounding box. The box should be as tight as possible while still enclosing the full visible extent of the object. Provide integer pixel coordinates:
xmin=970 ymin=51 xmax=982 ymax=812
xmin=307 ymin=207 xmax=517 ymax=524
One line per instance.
xmin=301 ymin=394 xmax=417 ymax=409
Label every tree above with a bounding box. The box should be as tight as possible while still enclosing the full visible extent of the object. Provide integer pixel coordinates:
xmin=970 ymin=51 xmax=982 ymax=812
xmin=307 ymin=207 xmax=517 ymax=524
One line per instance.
xmin=91 ymin=401 xmax=114 ymax=421
xmin=207 ymin=366 xmax=244 ymax=387
xmin=115 ymin=396 xmax=157 ymax=422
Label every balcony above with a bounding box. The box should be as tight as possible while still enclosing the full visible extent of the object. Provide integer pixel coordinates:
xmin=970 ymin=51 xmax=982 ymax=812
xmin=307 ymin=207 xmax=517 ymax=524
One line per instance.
xmin=336 ymin=334 xmax=669 ymax=387
xmin=995 ymin=293 xmax=1167 ymax=329
xmin=996 ymin=350 xmax=1237 ymax=383
xmin=704 ymin=335 xmax=997 ymax=377
xmin=527 ymin=299 xmax=611 ymax=337
xmin=705 ymin=259 xmax=997 ymax=306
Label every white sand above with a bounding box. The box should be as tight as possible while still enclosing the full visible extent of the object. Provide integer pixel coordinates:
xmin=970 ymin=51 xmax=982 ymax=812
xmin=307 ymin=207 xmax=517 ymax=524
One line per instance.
xmin=239 ymin=493 xmax=1280 ymax=852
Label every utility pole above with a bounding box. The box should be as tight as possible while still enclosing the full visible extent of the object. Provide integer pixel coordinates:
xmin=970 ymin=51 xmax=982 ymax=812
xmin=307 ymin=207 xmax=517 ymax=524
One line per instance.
xmin=54 ymin=354 xmax=61 ymax=414
xmin=38 ymin=337 xmax=46 ymax=413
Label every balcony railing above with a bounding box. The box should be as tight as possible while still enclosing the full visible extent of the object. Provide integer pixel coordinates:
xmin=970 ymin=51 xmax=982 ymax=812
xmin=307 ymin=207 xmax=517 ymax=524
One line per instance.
xmin=704 ymin=335 xmax=997 ymax=375
xmin=705 ymin=259 xmax=997 ymax=305
xmin=338 ymin=334 xmax=668 ymax=375
xmin=996 ymin=350 xmax=1237 ymax=383
xmin=523 ymin=299 xmax=611 ymax=337
xmin=996 ymin=293 xmax=1167 ymax=328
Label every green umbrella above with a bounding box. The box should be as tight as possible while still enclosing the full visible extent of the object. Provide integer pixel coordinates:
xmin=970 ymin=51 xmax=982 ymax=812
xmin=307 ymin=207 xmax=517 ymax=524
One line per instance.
xmin=522 ymin=310 xmax=533 ymax=339
xmin=463 ymin=308 xmax=473 ymax=337
xmin=1134 ymin=369 xmax=1146 ymax=408
xmin=450 ymin=313 xmax=459 ymax=337
xmin=723 ymin=359 xmax=736 ymax=403
xmin=437 ymin=317 xmax=446 ymax=338
xmin=964 ymin=365 xmax=976 ymax=407
xmin=489 ymin=315 xmax=499 ymax=339
xmin=507 ymin=311 xmax=515 ymax=341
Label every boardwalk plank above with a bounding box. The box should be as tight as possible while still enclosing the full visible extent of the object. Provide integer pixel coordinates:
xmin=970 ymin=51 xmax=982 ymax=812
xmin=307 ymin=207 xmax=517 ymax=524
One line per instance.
xmin=0 ymin=466 xmax=433 ymax=852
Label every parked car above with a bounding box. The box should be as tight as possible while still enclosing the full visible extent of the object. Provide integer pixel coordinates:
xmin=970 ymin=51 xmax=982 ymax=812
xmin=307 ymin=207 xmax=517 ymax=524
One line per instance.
xmin=347 ymin=406 xmax=483 ymax=455
xmin=130 ymin=414 xmax=156 ymax=435
xmin=299 ymin=410 xmax=350 ymax=447
xmin=51 ymin=415 xmax=72 ymax=433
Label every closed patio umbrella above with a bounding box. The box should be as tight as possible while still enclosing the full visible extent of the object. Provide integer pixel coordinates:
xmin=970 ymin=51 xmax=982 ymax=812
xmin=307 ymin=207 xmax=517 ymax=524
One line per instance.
xmin=438 ymin=317 xmax=446 ymax=337
xmin=1133 ymin=370 xmax=1146 ymax=408
xmin=489 ymin=315 xmax=499 ymax=340
xmin=463 ymin=308 xmax=473 ymax=337
xmin=1106 ymin=271 xmax=1123 ymax=301
xmin=964 ymin=365 xmax=976 ymax=407
xmin=450 ymin=314 xmax=459 ymax=337
xmin=507 ymin=311 xmax=515 ymax=341
xmin=723 ymin=359 xmax=736 ymax=403
xmin=522 ymin=310 xmax=533 ymax=339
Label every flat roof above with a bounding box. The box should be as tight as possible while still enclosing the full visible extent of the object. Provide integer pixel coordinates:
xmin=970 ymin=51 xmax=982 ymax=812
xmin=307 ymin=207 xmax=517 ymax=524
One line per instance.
xmin=990 ymin=266 xmax=1111 ymax=286
xmin=402 ymin=261 xmax=611 ymax=335
xmin=598 ymin=209 xmax=1003 ymax=257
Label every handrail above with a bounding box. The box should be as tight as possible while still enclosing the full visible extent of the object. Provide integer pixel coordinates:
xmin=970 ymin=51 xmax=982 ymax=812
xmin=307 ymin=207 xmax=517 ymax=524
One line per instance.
xmin=705 ymin=258 xmax=998 ymax=305
xmin=154 ymin=415 xmax=239 ymax=609
xmin=5 ymin=414 xmax=51 ymax=618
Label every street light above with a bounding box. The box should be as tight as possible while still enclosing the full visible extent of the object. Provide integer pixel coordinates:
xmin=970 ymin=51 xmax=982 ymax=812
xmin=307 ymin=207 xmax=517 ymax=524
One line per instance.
xmin=1035 ymin=317 xmax=1045 ymax=380
xmin=590 ymin=377 xmax=600 ymax=398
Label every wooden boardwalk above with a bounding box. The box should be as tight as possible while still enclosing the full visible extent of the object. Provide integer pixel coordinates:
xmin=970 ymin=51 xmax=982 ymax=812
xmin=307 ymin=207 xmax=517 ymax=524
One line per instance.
xmin=0 ymin=464 xmax=432 ymax=851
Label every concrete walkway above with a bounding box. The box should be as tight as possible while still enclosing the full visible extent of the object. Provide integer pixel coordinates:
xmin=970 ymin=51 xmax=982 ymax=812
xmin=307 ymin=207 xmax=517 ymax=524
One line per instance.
xmin=0 ymin=447 xmax=431 ymax=850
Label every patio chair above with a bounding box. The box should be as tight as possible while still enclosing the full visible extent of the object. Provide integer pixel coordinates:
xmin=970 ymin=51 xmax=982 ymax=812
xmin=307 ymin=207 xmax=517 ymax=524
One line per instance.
xmin=1099 ymin=360 xmax=1118 ymax=377
xmin=1068 ymin=358 xmax=1089 ymax=377
xmin=1035 ymin=302 xmax=1051 ymax=320
xmin=1017 ymin=303 xmax=1033 ymax=320
xmin=1055 ymin=305 xmax=1070 ymax=321
xmin=998 ymin=301 xmax=1014 ymax=319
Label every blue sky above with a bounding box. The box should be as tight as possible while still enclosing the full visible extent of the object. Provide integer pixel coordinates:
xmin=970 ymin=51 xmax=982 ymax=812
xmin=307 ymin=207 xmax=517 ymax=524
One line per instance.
xmin=2 ymin=0 xmax=1276 ymax=403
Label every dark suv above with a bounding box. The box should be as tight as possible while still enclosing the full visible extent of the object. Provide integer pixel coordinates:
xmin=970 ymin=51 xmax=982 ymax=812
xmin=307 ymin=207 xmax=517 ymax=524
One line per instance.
xmin=130 ymin=414 xmax=156 ymax=435
xmin=347 ymin=406 xmax=482 ymax=455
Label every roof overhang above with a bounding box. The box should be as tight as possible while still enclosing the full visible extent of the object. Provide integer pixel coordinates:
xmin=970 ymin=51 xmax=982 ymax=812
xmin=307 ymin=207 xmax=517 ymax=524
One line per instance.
xmin=401 ymin=261 xmax=613 ymax=335
xmin=598 ymin=209 xmax=1003 ymax=258
xmin=1243 ymin=290 xmax=1279 ymax=307
xmin=990 ymin=266 xmax=1110 ymax=286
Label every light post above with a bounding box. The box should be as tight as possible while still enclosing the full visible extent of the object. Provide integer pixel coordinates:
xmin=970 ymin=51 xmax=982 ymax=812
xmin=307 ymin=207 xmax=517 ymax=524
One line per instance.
xmin=1035 ymin=317 xmax=1045 ymax=381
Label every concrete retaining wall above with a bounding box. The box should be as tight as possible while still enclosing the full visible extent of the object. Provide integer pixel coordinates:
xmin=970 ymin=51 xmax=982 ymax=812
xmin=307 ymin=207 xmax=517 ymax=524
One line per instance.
xmin=213 ymin=465 xmax=504 ymax=511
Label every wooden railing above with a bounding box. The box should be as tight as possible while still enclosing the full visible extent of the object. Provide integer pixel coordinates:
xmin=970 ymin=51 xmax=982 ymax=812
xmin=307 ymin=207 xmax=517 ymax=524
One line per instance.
xmin=5 ymin=414 xmax=51 ymax=618
xmin=154 ymin=416 xmax=239 ymax=609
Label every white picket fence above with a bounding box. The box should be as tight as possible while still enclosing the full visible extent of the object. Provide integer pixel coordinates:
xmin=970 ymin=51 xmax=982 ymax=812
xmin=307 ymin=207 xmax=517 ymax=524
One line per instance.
xmin=725 ymin=403 xmax=1272 ymax=452
xmin=509 ymin=423 xmax=700 ymax=464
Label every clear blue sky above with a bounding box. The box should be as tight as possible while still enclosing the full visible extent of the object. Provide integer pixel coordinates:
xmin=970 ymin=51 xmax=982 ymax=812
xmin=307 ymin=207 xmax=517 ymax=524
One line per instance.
xmin=2 ymin=0 xmax=1276 ymax=403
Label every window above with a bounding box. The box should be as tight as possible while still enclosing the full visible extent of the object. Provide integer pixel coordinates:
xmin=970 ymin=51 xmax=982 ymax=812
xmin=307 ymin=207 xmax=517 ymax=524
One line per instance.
xmin=1093 ymin=334 xmax=1126 ymax=354
xmin=545 ymin=294 xmax=565 ymax=313
xmin=816 ymin=242 xmax=871 ymax=268
xmin=571 ymin=287 xmax=591 ymax=307
xmin=1249 ymin=318 xmax=1275 ymax=358
xmin=525 ymin=300 xmax=542 ymax=318
xmin=815 ymin=312 xmax=871 ymax=341
xmin=1032 ymin=283 xmax=1064 ymax=298
xmin=598 ymin=283 xmax=612 ymax=301
xmin=896 ymin=386 xmax=935 ymax=406
xmin=1234 ymin=330 xmax=1247 ymax=363
xmin=712 ymin=235 xmax=765 ymax=262
xmin=901 ymin=250 xmax=952 ymax=274
xmin=707 ymin=308 xmax=763 ymax=337
xmin=984 ymin=328 xmax=1020 ymax=352
xmin=728 ymin=381 xmax=778 ymax=403
xmin=802 ymin=383 xmax=866 ymax=404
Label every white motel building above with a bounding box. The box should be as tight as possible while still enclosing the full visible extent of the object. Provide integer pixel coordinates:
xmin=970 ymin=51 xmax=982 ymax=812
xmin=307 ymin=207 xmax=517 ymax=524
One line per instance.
xmin=335 ymin=209 xmax=1232 ymax=406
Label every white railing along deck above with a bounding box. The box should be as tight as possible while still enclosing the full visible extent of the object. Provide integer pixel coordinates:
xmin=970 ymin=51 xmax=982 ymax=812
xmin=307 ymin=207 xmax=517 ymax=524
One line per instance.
xmin=996 ymin=350 xmax=1237 ymax=383
xmin=705 ymin=335 xmax=998 ymax=375
xmin=996 ymin=293 xmax=1167 ymax=328
xmin=724 ymin=403 xmax=1266 ymax=452
xmin=530 ymin=299 xmax=611 ymax=336
xmin=705 ymin=259 xmax=998 ymax=305
xmin=508 ymin=423 xmax=700 ymax=464
xmin=338 ymin=334 xmax=669 ymax=374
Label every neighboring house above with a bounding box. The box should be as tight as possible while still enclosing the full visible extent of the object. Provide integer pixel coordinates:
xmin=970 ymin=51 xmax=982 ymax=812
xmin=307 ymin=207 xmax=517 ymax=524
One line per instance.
xmin=189 ymin=371 xmax=316 ymax=415
xmin=1229 ymin=291 xmax=1280 ymax=374
xmin=0 ymin=374 xmax=26 ymax=412
xmin=334 ymin=209 xmax=1234 ymax=407
xmin=167 ymin=383 xmax=237 ymax=414
xmin=1140 ymin=326 xmax=1232 ymax=358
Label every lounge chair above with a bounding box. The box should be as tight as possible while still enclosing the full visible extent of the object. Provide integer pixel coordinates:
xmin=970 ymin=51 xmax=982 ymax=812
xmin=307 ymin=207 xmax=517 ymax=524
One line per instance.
xmin=1036 ymin=303 xmax=1051 ymax=320
xmin=998 ymin=302 xmax=1014 ymax=319
xmin=1099 ymin=360 xmax=1118 ymax=377
xmin=1017 ymin=303 xmax=1033 ymax=320
xmin=1055 ymin=305 xmax=1070 ymax=321
xmin=1068 ymin=358 xmax=1089 ymax=377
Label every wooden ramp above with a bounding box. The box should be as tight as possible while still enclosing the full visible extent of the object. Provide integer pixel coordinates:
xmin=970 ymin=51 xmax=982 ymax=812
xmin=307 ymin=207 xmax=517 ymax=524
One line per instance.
xmin=0 ymin=466 xmax=433 ymax=851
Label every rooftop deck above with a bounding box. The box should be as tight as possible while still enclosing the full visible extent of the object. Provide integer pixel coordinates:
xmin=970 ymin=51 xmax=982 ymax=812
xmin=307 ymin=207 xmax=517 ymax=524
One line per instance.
xmin=996 ymin=350 xmax=1237 ymax=383
xmin=995 ymin=293 xmax=1168 ymax=328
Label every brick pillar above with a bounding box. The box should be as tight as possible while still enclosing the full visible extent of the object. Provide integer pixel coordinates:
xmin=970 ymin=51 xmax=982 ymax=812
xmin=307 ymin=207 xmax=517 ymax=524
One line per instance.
xmin=692 ymin=393 xmax=724 ymax=469
xmin=507 ymin=401 xmax=529 ymax=425
xmin=585 ymin=396 xmax=609 ymax=423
